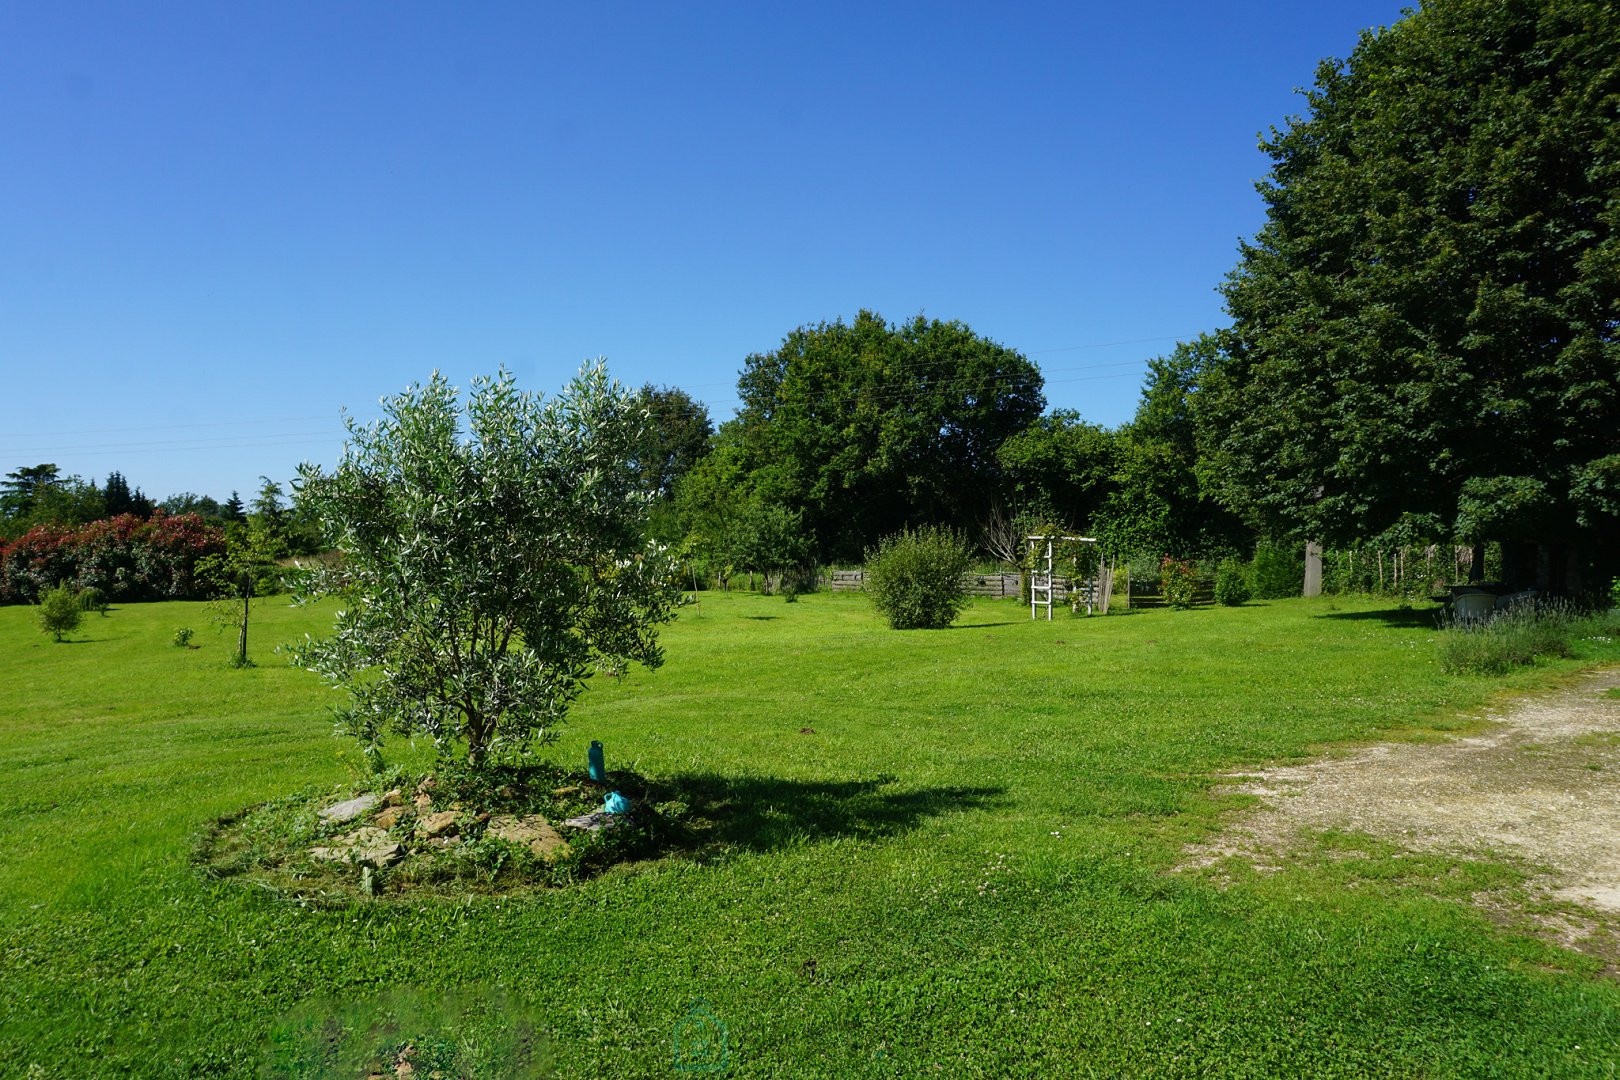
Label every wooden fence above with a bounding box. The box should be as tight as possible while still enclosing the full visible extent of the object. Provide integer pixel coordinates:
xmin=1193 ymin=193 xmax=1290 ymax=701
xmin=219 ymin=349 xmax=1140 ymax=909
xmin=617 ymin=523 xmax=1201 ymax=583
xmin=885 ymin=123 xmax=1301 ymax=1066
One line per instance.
xmin=825 ymin=569 xmax=1215 ymax=608
xmin=1126 ymin=577 xmax=1215 ymax=609
xmin=826 ymin=570 xmax=1036 ymax=599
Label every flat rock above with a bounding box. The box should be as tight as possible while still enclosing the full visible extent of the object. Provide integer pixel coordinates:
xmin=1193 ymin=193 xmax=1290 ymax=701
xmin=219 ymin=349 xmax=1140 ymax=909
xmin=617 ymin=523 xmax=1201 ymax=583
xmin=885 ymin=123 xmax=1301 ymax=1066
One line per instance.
xmin=310 ymin=826 xmax=405 ymax=868
xmin=416 ymin=810 xmax=459 ymax=838
xmin=412 ymin=793 xmax=434 ymax=812
xmin=559 ymin=810 xmax=624 ymax=834
xmin=320 ymin=793 xmax=381 ymax=823
xmin=373 ymin=805 xmax=410 ymax=830
xmin=487 ymin=814 xmax=572 ymax=861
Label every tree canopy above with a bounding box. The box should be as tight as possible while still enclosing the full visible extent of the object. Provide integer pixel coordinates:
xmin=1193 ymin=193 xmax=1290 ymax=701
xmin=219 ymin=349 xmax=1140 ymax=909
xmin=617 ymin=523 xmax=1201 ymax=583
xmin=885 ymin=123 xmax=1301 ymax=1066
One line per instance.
xmin=706 ymin=310 xmax=1044 ymax=562
xmin=629 ymin=384 xmax=713 ymax=502
xmin=1198 ymin=0 xmax=1619 ymax=587
xmin=292 ymin=364 xmax=681 ymax=769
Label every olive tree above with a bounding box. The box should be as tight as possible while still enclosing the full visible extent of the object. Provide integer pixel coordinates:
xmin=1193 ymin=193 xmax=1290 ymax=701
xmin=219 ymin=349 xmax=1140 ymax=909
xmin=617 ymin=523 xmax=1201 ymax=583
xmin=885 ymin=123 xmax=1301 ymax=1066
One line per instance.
xmin=291 ymin=363 xmax=681 ymax=769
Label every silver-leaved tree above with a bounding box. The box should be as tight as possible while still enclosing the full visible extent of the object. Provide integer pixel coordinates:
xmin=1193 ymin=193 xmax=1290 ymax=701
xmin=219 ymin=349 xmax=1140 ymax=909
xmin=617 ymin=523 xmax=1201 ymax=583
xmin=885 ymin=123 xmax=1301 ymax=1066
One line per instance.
xmin=291 ymin=363 xmax=682 ymax=770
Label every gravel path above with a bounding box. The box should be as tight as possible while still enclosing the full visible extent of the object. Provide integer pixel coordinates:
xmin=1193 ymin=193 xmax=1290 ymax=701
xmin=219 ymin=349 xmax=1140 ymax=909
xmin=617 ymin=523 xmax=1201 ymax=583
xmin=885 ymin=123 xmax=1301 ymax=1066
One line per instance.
xmin=1184 ymin=666 xmax=1620 ymax=956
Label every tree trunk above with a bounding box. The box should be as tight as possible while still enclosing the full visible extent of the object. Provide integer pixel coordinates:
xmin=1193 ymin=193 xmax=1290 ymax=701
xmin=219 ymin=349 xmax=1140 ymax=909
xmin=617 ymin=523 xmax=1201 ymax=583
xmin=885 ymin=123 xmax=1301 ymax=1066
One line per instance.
xmin=237 ymin=590 xmax=249 ymax=667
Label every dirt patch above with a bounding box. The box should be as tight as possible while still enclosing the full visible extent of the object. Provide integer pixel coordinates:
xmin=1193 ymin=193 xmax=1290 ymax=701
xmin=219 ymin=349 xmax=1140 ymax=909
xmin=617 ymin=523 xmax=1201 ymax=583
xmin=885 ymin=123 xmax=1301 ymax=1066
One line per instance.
xmin=1183 ymin=667 xmax=1620 ymax=958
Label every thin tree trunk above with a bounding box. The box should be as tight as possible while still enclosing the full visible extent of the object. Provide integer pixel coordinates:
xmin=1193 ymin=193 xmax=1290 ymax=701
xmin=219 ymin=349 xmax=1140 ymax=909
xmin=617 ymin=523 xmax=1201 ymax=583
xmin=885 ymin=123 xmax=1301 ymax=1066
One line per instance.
xmin=237 ymin=590 xmax=250 ymax=667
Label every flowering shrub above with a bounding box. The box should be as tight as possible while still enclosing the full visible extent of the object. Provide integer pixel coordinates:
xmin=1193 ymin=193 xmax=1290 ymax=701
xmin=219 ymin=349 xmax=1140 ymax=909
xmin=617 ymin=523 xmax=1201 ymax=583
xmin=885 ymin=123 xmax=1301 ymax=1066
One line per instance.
xmin=0 ymin=512 xmax=225 ymax=604
xmin=1 ymin=525 xmax=78 ymax=604
xmin=1160 ymin=556 xmax=1200 ymax=610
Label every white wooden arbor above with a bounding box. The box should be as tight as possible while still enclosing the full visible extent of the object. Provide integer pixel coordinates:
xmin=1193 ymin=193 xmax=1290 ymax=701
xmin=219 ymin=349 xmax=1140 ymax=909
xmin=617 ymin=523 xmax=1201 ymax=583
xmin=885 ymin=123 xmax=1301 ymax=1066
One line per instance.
xmin=1027 ymin=534 xmax=1100 ymax=620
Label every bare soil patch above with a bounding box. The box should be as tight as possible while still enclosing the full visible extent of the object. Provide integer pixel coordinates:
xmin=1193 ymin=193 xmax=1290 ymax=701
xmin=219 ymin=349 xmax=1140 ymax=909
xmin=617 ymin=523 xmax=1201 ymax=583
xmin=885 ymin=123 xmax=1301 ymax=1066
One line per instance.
xmin=1184 ymin=667 xmax=1620 ymax=961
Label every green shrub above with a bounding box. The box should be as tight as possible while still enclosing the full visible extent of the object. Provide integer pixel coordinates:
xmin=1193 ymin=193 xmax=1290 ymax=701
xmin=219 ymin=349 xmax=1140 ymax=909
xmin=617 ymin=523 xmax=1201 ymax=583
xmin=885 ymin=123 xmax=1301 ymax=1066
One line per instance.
xmin=38 ymin=583 xmax=83 ymax=642
xmin=1160 ymin=556 xmax=1200 ymax=610
xmin=863 ymin=526 xmax=973 ymax=629
xmin=78 ymin=585 xmax=109 ymax=615
xmin=1214 ymin=558 xmax=1252 ymax=606
xmin=1438 ymin=602 xmax=1576 ymax=675
xmin=1611 ymin=576 xmax=1620 ymax=610
xmin=173 ymin=626 xmax=195 ymax=648
xmin=1252 ymin=541 xmax=1303 ymax=599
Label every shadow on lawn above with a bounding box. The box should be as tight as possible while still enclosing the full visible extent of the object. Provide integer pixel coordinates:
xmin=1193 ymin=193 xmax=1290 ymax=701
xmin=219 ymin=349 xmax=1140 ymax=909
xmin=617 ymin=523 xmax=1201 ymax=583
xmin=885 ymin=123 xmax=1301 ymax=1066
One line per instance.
xmin=1313 ymin=606 xmax=1439 ymax=629
xmin=649 ymin=772 xmax=1006 ymax=853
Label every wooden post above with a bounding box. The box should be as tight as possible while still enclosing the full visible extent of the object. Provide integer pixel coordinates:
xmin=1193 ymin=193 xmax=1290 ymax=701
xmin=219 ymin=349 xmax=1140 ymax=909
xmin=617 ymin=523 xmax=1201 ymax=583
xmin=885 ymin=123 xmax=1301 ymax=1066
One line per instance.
xmin=1304 ymin=541 xmax=1323 ymax=597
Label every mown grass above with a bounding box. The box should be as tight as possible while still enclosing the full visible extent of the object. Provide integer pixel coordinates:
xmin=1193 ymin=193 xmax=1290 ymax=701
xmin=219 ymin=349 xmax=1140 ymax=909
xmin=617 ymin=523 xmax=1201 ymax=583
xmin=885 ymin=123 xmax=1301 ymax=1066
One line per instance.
xmin=3 ymin=592 xmax=1620 ymax=1076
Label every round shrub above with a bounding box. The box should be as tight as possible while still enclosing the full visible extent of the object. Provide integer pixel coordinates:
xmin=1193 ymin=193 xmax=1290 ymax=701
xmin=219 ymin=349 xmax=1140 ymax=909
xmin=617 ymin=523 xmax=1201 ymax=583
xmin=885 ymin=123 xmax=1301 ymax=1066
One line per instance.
xmin=1160 ymin=556 xmax=1199 ymax=610
xmin=1214 ymin=558 xmax=1252 ymax=606
xmin=38 ymin=583 xmax=83 ymax=642
xmin=78 ymin=585 xmax=108 ymax=615
xmin=863 ymin=526 xmax=973 ymax=629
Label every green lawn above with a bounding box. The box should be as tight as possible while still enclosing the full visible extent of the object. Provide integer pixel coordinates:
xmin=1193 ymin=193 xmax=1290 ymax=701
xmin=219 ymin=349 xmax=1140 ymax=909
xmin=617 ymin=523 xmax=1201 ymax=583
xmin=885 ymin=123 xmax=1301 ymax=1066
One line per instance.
xmin=3 ymin=591 xmax=1619 ymax=1077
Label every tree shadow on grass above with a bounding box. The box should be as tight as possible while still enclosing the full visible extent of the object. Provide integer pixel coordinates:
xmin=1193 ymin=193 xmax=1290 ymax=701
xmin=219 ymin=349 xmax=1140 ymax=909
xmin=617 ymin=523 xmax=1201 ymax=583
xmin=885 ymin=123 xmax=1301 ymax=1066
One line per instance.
xmin=643 ymin=772 xmax=1007 ymax=855
xmin=1314 ymin=607 xmax=1439 ymax=629
xmin=948 ymin=621 xmax=1019 ymax=630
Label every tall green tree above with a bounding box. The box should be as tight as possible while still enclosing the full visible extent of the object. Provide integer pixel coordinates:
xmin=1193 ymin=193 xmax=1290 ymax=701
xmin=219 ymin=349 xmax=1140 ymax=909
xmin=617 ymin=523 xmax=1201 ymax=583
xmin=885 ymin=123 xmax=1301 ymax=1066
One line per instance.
xmin=995 ymin=411 xmax=1119 ymax=531
xmin=1 ymin=464 xmax=62 ymax=521
xmin=630 ymin=385 xmax=713 ymax=500
xmin=727 ymin=310 xmax=1044 ymax=561
xmin=1199 ymin=0 xmax=1619 ymax=590
xmin=1 ymin=465 xmax=104 ymax=537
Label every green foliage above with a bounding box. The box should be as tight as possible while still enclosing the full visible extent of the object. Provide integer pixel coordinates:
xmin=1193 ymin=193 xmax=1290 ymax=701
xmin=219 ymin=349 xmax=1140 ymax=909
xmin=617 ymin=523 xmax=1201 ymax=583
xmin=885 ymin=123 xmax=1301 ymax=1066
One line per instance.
xmin=1611 ymin=577 xmax=1620 ymax=610
xmin=1088 ymin=336 xmax=1251 ymax=561
xmin=172 ymin=626 xmax=193 ymax=647
xmin=77 ymin=585 xmax=108 ymax=615
xmin=996 ymin=412 xmax=1117 ymax=529
xmin=0 ymin=464 xmax=108 ymax=539
xmin=1252 ymin=541 xmax=1303 ymax=599
xmin=629 ymin=384 xmax=713 ymax=502
xmin=1214 ymin=558 xmax=1252 ymax=606
xmin=1454 ymin=476 xmax=1550 ymax=542
xmin=1321 ymin=542 xmax=1463 ymax=598
xmin=1438 ymin=603 xmax=1580 ymax=675
xmin=37 ymin=583 xmax=82 ymax=641
xmin=1160 ymin=556 xmax=1199 ymax=610
xmin=292 ymin=364 xmax=682 ymax=770
xmin=863 ymin=525 xmax=973 ymax=629
xmin=102 ymin=471 xmax=152 ymax=519
xmin=197 ymin=523 xmax=284 ymax=668
xmin=1571 ymin=455 xmax=1620 ymax=530
xmin=722 ymin=500 xmax=811 ymax=592
xmin=725 ymin=310 xmax=1044 ymax=562
xmin=1198 ymin=0 xmax=1620 ymax=575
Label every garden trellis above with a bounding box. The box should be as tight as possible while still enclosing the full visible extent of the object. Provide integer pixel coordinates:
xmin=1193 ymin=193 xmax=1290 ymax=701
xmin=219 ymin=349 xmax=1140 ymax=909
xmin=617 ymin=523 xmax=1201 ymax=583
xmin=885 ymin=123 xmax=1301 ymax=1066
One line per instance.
xmin=1028 ymin=534 xmax=1100 ymax=620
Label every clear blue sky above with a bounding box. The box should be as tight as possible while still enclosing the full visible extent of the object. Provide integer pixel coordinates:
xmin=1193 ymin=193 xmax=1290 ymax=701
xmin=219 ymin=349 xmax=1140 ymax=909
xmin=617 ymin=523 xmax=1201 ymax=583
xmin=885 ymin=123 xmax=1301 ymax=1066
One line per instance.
xmin=1 ymin=1 xmax=1412 ymax=504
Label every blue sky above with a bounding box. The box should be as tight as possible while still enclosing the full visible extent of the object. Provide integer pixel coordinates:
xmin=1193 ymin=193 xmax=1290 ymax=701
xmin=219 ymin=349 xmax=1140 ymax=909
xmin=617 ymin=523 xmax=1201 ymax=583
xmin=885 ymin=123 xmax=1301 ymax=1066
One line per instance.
xmin=2 ymin=1 xmax=1412 ymax=503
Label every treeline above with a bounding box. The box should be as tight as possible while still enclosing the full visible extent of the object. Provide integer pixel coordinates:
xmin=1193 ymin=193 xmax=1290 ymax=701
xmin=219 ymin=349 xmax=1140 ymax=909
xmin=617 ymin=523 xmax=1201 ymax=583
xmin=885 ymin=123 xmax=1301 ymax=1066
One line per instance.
xmin=647 ymin=0 xmax=1620 ymax=598
xmin=0 ymin=467 xmax=321 ymax=605
xmin=633 ymin=311 xmax=1248 ymax=586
